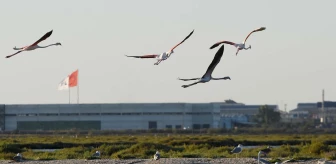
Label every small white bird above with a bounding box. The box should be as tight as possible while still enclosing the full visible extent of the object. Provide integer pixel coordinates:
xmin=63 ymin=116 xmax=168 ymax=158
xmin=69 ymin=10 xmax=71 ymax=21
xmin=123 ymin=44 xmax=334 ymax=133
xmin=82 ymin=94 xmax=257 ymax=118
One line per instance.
xmin=6 ymin=30 xmax=61 ymax=58
xmin=92 ymin=150 xmax=101 ymax=158
xmin=178 ymin=45 xmax=230 ymax=88
xmin=153 ymin=151 xmax=160 ymax=160
xmin=13 ymin=153 xmax=23 ymax=162
xmin=125 ymin=29 xmax=194 ymax=65
xmin=260 ymin=146 xmax=271 ymax=157
xmin=231 ymin=144 xmax=243 ymax=158
xmin=210 ymin=27 xmax=266 ymax=55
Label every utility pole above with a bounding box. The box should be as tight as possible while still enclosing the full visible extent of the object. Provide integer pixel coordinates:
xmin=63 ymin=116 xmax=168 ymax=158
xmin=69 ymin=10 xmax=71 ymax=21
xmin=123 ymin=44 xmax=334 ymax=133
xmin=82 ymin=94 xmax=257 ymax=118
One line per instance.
xmin=284 ymin=104 xmax=287 ymax=118
xmin=284 ymin=104 xmax=287 ymax=113
xmin=322 ymin=89 xmax=326 ymax=124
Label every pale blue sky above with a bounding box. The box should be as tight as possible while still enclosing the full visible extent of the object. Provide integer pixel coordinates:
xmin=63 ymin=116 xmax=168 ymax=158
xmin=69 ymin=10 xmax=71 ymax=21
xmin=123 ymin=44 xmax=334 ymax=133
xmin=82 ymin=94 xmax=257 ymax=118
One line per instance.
xmin=0 ymin=0 xmax=335 ymax=111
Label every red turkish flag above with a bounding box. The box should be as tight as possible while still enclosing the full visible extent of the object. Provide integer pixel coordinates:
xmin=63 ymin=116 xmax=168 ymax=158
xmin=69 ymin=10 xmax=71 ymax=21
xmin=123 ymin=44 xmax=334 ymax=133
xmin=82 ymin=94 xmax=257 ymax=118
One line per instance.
xmin=69 ymin=70 xmax=78 ymax=87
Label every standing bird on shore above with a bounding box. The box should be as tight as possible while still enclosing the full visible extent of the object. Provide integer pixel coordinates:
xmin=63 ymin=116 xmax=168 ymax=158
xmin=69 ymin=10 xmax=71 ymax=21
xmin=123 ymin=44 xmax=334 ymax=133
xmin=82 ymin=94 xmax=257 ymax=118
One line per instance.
xmin=6 ymin=30 xmax=61 ymax=58
xmin=125 ymin=29 xmax=194 ymax=65
xmin=178 ymin=45 xmax=230 ymax=88
xmin=92 ymin=151 xmax=101 ymax=158
xmin=231 ymin=144 xmax=243 ymax=158
xmin=153 ymin=151 xmax=160 ymax=160
xmin=13 ymin=153 xmax=23 ymax=162
xmin=260 ymin=146 xmax=271 ymax=157
xmin=209 ymin=27 xmax=266 ymax=56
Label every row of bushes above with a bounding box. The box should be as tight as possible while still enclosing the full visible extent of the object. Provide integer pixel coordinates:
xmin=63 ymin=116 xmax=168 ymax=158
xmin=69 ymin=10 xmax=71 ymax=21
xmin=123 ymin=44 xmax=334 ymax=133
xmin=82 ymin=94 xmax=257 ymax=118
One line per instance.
xmin=0 ymin=134 xmax=335 ymax=160
xmin=0 ymin=141 xmax=335 ymax=160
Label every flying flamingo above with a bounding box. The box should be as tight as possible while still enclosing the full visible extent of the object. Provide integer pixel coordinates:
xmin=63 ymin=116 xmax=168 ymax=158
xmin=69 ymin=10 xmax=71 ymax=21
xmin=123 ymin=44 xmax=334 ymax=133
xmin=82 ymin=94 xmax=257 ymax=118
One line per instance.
xmin=209 ymin=27 xmax=266 ymax=55
xmin=125 ymin=29 xmax=194 ymax=65
xmin=178 ymin=45 xmax=230 ymax=88
xmin=6 ymin=30 xmax=61 ymax=58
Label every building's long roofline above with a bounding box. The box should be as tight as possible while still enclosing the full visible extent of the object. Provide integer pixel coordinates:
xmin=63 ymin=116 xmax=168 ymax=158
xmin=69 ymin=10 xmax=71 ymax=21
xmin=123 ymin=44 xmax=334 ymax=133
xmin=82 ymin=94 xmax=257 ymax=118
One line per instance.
xmin=3 ymin=102 xmax=278 ymax=106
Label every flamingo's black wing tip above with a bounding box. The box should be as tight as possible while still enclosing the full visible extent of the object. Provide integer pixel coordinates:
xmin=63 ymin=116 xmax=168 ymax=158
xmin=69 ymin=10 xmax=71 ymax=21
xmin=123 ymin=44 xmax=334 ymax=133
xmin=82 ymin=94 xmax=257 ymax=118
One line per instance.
xmin=188 ymin=29 xmax=194 ymax=36
xmin=209 ymin=44 xmax=218 ymax=49
xmin=218 ymin=45 xmax=224 ymax=51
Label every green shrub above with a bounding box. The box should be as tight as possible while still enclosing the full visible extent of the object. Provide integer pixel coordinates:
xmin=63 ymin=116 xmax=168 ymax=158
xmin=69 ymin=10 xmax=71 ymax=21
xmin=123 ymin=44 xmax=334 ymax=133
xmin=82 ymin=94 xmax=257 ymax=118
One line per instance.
xmin=269 ymin=145 xmax=299 ymax=158
xmin=308 ymin=140 xmax=329 ymax=155
xmin=182 ymin=153 xmax=200 ymax=158
xmin=0 ymin=143 xmax=21 ymax=153
xmin=0 ymin=153 xmax=15 ymax=160
xmin=0 ymin=134 xmax=336 ymax=160
xmin=98 ymin=144 xmax=131 ymax=157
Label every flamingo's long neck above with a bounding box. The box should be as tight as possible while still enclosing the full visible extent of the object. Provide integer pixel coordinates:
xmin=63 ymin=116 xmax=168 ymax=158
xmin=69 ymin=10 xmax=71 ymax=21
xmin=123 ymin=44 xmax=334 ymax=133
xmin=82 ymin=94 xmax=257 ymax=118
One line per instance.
xmin=244 ymin=45 xmax=251 ymax=50
xmin=38 ymin=43 xmax=58 ymax=48
xmin=166 ymin=50 xmax=174 ymax=58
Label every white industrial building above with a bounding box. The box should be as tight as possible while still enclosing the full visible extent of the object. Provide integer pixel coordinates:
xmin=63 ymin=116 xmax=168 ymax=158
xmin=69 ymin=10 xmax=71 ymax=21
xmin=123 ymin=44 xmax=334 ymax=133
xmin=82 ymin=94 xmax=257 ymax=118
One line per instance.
xmin=0 ymin=101 xmax=278 ymax=131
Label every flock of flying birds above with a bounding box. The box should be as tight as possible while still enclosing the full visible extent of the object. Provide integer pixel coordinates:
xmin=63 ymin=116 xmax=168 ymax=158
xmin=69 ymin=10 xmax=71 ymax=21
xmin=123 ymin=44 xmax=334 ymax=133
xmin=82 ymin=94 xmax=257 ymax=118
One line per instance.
xmin=6 ymin=27 xmax=266 ymax=88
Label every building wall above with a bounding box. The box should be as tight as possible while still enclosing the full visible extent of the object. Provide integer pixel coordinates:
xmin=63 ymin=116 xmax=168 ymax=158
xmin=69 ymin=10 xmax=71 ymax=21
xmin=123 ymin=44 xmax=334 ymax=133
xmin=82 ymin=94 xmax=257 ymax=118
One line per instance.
xmin=3 ymin=102 xmax=275 ymax=131
xmin=219 ymin=104 xmax=278 ymax=115
xmin=17 ymin=121 xmax=101 ymax=131
xmin=318 ymin=107 xmax=336 ymax=123
xmin=0 ymin=105 xmax=5 ymax=131
xmin=4 ymin=103 xmax=208 ymax=131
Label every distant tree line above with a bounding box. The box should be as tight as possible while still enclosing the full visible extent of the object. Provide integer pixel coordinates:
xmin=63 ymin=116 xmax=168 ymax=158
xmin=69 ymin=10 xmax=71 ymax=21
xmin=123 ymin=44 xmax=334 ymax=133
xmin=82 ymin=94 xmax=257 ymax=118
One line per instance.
xmin=254 ymin=105 xmax=281 ymax=127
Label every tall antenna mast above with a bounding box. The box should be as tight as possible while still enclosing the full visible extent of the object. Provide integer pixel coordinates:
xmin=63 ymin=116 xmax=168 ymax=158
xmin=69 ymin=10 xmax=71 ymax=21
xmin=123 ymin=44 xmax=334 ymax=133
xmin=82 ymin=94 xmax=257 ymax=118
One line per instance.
xmin=322 ymin=89 xmax=325 ymax=123
xmin=284 ymin=104 xmax=287 ymax=113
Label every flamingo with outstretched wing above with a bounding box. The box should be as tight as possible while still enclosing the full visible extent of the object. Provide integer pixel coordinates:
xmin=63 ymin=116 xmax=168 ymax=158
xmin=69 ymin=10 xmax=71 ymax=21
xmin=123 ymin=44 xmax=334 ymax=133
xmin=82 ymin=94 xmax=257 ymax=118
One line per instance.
xmin=125 ymin=29 xmax=194 ymax=65
xmin=210 ymin=27 xmax=266 ymax=55
xmin=6 ymin=30 xmax=61 ymax=58
xmin=178 ymin=45 xmax=230 ymax=88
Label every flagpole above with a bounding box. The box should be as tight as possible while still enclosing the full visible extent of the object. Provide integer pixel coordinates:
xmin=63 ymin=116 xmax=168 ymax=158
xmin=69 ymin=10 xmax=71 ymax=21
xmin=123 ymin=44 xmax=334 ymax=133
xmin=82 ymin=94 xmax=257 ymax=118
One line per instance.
xmin=77 ymin=69 xmax=79 ymax=104
xmin=69 ymin=87 xmax=71 ymax=104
